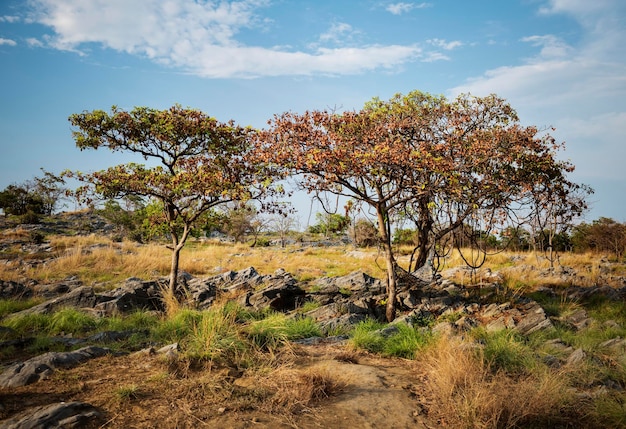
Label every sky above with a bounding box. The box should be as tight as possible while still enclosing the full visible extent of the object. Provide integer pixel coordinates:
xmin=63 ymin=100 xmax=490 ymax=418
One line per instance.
xmin=0 ymin=0 xmax=625 ymax=227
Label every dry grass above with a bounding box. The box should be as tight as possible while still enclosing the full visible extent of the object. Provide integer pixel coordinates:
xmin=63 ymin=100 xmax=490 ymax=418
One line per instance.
xmin=2 ymin=229 xmax=618 ymax=292
xmin=260 ymin=365 xmax=347 ymax=413
xmin=417 ymin=337 xmax=575 ymax=429
xmin=3 ymin=235 xmax=388 ymax=287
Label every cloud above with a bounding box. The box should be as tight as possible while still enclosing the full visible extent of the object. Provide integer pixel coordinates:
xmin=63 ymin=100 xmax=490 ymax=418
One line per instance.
xmin=386 ymin=2 xmax=432 ymax=15
xmin=25 ymin=0 xmax=422 ymax=78
xmin=0 ymin=15 xmax=20 ymax=23
xmin=318 ymin=23 xmax=360 ymax=45
xmin=521 ymin=35 xmax=572 ymax=59
xmin=427 ymin=38 xmax=463 ymax=50
xmin=0 ymin=38 xmax=17 ymax=46
xmin=26 ymin=37 xmax=43 ymax=47
xmin=450 ymin=0 xmax=626 ymax=183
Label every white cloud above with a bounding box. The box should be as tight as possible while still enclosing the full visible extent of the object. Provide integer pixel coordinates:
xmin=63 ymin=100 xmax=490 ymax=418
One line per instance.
xmin=521 ymin=35 xmax=572 ymax=59
xmin=450 ymin=0 xmax=626 ymax=185
xmin=427 ymin=38 xmax=463 ymax=50
xmin=0 ymin=15 xmax=20 ymax=23
xmin=318 ymin=22 xmax=359 ymax=45
xmin=386 ymin=2 xmax=431 ymax=15
xmin=0 ymin=38 xmax=17 ymax=46
xmin=26 ymin=37 xmax=44 ymax=47
xmin=25 ymin=0 xmax=422 ymax=78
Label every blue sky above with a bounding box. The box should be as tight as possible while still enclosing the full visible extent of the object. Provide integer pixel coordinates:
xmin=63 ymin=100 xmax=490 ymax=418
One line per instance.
xmin=1 ymin=0 xmax=625 ymax=226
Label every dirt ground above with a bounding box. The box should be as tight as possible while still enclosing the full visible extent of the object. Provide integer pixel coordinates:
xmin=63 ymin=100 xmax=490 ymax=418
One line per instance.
xmin=0 ymin=342 xmax=439 ymax=429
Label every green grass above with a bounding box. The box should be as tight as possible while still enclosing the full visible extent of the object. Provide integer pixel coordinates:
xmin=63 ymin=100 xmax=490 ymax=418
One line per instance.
xmin=49 ymin=308 xmax=98 ymax=335
xmin=383 ymin=323 xmax=433 ymax=359
xmin=184 ymin=305 xmax=246 ymax=363
xmin=349 ymin=318 xmax=386 ymax=353
xmin=114 ymin=384 xmax=140 ymax=402
xmin=0 ymin=298 xmax=43 ymax=318
xmin=471 ymin=328 xmax=539 ymax=375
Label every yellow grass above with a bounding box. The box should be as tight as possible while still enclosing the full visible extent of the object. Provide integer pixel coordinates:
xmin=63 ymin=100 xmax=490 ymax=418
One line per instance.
xmin=416 ymin=337 xmax=574 ymax=428
xmin=1 ymin=231 xmax=617 ymax=290
xmin=2 ymin=235 xmax=388 ymax=287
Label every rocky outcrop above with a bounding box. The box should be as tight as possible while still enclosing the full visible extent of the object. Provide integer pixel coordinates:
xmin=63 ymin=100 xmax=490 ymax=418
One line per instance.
xmin=0 ymin=346 xmax=110 ymax=388
xmin=0 ymin=402 xmax=101 ymax=429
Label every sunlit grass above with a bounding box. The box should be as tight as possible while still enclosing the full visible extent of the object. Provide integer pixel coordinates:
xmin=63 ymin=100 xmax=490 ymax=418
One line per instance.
xmin=4 ymin=234 xmax=389 ymax=287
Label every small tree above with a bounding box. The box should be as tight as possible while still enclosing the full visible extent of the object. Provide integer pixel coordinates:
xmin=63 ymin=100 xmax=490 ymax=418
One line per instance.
xmin=67 ymin=105 xmax=281 ymax=296
xmin=308 ymin=212 xmax=350 ymax=236
xmin=269 ymin=213 xmax=297 ymax=247
xmin=351 ymin=218 xmax=379 ymax=247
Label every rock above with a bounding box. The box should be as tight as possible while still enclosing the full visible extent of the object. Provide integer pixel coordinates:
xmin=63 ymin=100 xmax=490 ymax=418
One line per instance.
xmin=32 ymin=277 xmax=84 ymax=298
xmin=432 ymin=322 xmax=455 ymax=336
xmin=313 ymin=271 xmax=385 ymax=296
xmin=560 ymin=308 xmax=592 ymax=331
xmin=514 ymin=301 xmax=553 ymax=335
xmin=246 ymin=270 xmax=305 ymax=311
xmin=485 ymin=316 xmax=515 ymax=332
xmin=318 ymin=313 xmax=368 ymax=334
xmin=0 ymin=280 xmax=32 ymax=299
xmin=0 ymin=346 xmax=110 ymax=387
xmin=12 ymin=286 xmax=100 ymax=316
xmin=565 ymin=348 xmax=586 ymax=366
xmin=94 ymin=280 xmax=163 ymax=315
xmin=599 ymin=337 xmax=626 ymax=353
xmin=0 ymin=401 xmax=101 ymax=429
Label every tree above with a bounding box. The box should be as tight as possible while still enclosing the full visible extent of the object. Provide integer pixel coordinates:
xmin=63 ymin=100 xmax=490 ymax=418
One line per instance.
xmin=66 ymin=105 xmax=282 ymax=296
xmin=260 ymin=91 xmax=588 ymax=321
xmin=30 ymin=169 xmax=67 ymax=215
xmin=308 ymin=212 xmax=350 ymax=236
xmin=0 ymin=184 xmax=45 ymax=222
xmin=572 ymin=217 xmax=626 ymax=260
xmin=269 ymin=213 xmax=298 ymax=247
xmin=351 ymin=218 xmax=379 ymax=247
xmin=222 ymin=203 xmax=269 ymax=245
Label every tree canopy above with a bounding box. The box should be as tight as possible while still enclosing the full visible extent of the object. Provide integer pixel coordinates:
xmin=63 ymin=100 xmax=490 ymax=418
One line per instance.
xmin=67 ymin=105 xmax=283 ymax=295
xmin=259 ymin=90 xmax=589 ymax=321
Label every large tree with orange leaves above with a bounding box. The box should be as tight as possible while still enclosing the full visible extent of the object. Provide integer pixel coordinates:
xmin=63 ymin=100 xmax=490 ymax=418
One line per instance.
xmin=67 ymin=105 xmax=282 ymax=296
xmin=260 ymin=91 xmax=588 ymax=321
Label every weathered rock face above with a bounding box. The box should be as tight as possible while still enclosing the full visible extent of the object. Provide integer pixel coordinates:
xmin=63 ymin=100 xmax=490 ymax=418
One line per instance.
xmin=245 ymin=269 xmax=306 ymax=311
xmin=13 ymin=286 xmax=101 ymax=316
xmin=0 ymin=346 xmax=110 ymax=388
xmin=0 ymin=401 xmax=101 ymax=429
xmin=94 ymin=278 xmax=164 ymax=315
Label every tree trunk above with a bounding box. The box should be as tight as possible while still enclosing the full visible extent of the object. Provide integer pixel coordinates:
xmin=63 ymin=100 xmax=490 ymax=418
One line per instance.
xmin=169 ymin=246 xmax=181 ymax=296
xmin=376 ymin=206 xmax=397 ymax=322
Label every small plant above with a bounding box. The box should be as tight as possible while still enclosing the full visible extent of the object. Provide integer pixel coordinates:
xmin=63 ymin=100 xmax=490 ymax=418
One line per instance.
xmin=349 ymin=318 xmax=386 ymax=353
xmin=471 ymin=328 xmax=539 ymax=375
xmin=338 ymin=287 xmax=352 ymax=296
xmin=246 ymin=312 xmax=290 ymax=352
xmin=285 ymin=316 xmax=322 ymax=340
xmin=297 ymin=300 xmax=321 ymax=313
xmin=184 ymin=305 xmax=245 ymax=363
xmin=383 ymin=323 xmax=433 ymax=359
xmin=265 ymin=366 xmax=346 ymax=412
xmin=114 ymin=384 xmax=140 ymax=402
xmin=2 ymin=312 xmax=51 ymax=336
